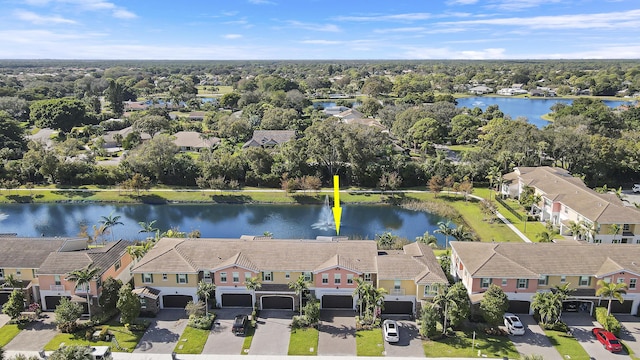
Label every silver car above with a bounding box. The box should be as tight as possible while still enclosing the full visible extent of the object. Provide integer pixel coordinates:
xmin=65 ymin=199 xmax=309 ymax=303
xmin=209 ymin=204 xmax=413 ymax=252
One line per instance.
xmin=383 ymin=319 xmax=400 ymax=343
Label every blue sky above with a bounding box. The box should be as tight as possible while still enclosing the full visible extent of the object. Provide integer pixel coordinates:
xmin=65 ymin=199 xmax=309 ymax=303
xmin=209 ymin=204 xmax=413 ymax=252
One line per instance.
xmin=0 ymin=0 xmax=639 ymax=60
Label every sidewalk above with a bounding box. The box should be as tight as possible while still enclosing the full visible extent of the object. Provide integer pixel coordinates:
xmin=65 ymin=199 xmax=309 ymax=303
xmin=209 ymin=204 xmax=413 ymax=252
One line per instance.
xmin=468 ymin=194 xmax=532 ymax=243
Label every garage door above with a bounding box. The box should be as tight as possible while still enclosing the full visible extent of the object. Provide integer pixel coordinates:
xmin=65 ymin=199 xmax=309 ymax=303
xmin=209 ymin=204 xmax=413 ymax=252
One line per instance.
xmin=382 ymin=301 xmax=413 ymax=314
xmin=611 ymin=300 xmax=633 ymax=314
xmin=508 ymin=300 xmax=531 ymax=314
xmin=222 ymin=294 xmax=252 ymax=307
xmin=45 ymin=296 xmax=67 ymax=310
xmin=0 ymin=292 xmax=10 ymax=306
xmin=162 ymin=295 xmax=193 ymax=308
xmin=322 ymin=295 xmax=353 ymax=309
xmin=262 ymin=296 xmax=294 ymax=310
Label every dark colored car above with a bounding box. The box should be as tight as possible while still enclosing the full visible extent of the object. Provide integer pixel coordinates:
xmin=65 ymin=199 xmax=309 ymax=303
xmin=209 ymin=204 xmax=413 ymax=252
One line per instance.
xmin=593 ymin=327 xmax=623 ymax=352
xmin=232 ymin=314 xmax=249 ymax=336
xmin=563 ymin=301 xmax=578 ymax=312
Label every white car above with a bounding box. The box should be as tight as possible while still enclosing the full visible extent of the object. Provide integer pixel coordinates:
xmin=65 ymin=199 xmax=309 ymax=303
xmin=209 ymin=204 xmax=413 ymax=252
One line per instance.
xmin=383 ymin=319 xmax=400 ymax=343
xmin=503 ymin=313 xmax=525 ymax=335
xmin=633 ymin=184 xmax=640 ymax=193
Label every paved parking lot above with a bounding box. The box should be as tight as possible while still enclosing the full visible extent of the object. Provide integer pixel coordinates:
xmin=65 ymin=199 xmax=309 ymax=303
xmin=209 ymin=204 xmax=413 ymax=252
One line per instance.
xmin=563 ymin=312 xmax=631 ymax=359
xmin=4 ymin=314 xmax=58 ymax=351
xmin=382 ymin=319 xmax=424 ymax=357
xmin=249 ymin=310 xmax=293 ymax=355
xmin=507 ymin=315 xmax=562 ymax=360
xmin=616 ymin=315 xmax=640 ymax=356
xmin=134 ymin=309 xmax=188 ymax=354
xmin=202 ymin=308 xmax=251 ymax=355
xmin=318 ymin=310 xmax=356 ymax=356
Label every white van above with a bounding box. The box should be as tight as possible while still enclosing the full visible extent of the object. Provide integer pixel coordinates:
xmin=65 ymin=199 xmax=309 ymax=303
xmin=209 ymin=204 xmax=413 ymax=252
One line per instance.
xmin=90 ymin=346 xmax=112 ymax=360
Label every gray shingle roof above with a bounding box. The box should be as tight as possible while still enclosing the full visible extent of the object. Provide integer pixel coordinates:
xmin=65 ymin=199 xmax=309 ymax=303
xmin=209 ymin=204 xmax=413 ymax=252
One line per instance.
xmin=242 ymin=130 xmax=296 ymax=148
xmin=37 ymin=240 xmax=131 ymax=275
xmin=375 ymin=243 xmax=448 ymax=284
xmin=0 ymin=237 xmax=68 ymax=269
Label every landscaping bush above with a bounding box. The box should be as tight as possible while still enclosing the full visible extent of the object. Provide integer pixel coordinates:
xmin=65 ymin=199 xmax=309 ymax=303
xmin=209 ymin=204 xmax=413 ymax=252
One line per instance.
xmin=595 ymin=307 xmax=621 ymax=336
xmin=187 ymin=313 xmax=214 ymax=330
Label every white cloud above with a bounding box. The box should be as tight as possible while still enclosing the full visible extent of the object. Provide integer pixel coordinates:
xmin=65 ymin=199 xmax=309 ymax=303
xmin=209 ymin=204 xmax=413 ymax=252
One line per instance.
xmin=112 ymin=9 xmax=136 ymax=19
xmin=333 ymin=13 xmax=432 ymax=22
xmin=402 ymin=46 xmax=507 ymax=59
xmin=223 ymin=34 xmax=243 ymax=39
xmin=487 ymin=0 xmax=564 ymax=11
xmin=285 ymin=20 xmax=340 ymax=32
xmin=248 ymin=0 xmax=276 ymax=4
xmin=300 ymin=39 xmax=343 ymax=45
xmin=373 ymin=27 xmax=427 ymax=34
xmin=20 ymin=0 xmax=137 ymax=19
xmin=14 ymin=10 xmax=76 ymax=25
xmin=446 ymin=0 xmax=479 ymax=5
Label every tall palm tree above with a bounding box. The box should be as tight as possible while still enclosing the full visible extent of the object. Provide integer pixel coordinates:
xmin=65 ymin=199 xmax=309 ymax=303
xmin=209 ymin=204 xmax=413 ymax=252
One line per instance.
xmin=485 ymin=166 xmax=502 ymax=200
xmin=100 ymin=212 xmax=123 ymax=243
xmin=431 ymin=286 xmax=458 ymax=333
xmin=245 ymin=277 xmax=262 ymax=312
xmin=2 ymin=274 xmax=22 ymax=290
xmin=435 ymin=221 xmax=455 ymax=248
xmin=610 ymin=224 xmax=621 ymax=243
xmin=288 ymin=275 xmax=310 ymax=316
xmin=596 ymin=280 xmax=627 ymax=316
xmin=197 ymin=280 xmax=216 ymax=316
xmin=450 ymin=225 xmax=475 ymax=242
xmin=568 ymin=221 xmax=583 ymax=240
xmin=536 ymin=231 xmax=553 ymax=243
xmin=531 ymin=291 xmax=562 ymax=325
xmin=370 ymin=287 xmax=387 ymax=323
xmin=138 ymin=220 xmax=159 ymax=241
xmin=416 ymin=231 xmax=438 ymax=248
xmin=66 ymin=265 xmax=101 ymax=319
xmin=353 ymin=277 xmax=368 ymax=318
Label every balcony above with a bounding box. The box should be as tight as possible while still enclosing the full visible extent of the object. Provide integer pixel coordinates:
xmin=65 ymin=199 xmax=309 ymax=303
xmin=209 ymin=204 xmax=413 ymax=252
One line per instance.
xmin=50 ymin=285 xmax=65 ymax=291
xmin=390 ymin=288 xmax=405 ymax=296
xmin=202 ymin=277 xmax=212 ymax=284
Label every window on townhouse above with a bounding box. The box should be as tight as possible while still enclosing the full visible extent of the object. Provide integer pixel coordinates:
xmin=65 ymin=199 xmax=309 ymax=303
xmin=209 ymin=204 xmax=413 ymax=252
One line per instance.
xmin=54 ymin=275 xmax=61 ymax=285
xmin=538 ymin=276 xmax=548 ymax=286
xmin=517 ymin=279 xmax=529 ymax=289
xmin=603 ymin=277 xmax=611 ymax=283
xmin=424 ymin=284 xmax=439 ymax=296
xmin=15 ymin=269 xmax=21 ymax=278
xmin=115 ymin=260 xmax=121 ymax=271
xmin=0 ymin=269 xmax=4 ymax=279
xmin=285 ymin=272 xmax=290 ymax=279
xmin=32 ymin=269 xmax=37 ymax=278
xmin=622 ymin=238 xmax=629 ymax=244
xmin=177 ymin=274 xmax=188 ymax=284
xmin=322 ymin=273 xmax=329 ymax=284
xmin=263 ymin=271 xmax=273 ymax=282
xmin=502 ymin=278 xmax=508 ymax=286
xmin=334 ymin=274 xmax=341 ymax=284
xmin=364 ymin=273 xmax=372 ymax=282
xmin=140 ymin=298 xmax=147 ymax=309
xmin=204 ymin=272 xmax=211 ymax=280
xmin=578 ymin=276 xmax=591 ymax=286
xmin=162 ymin=273 xmax=167 ymax=281
xmin=394 ymin=280 xmax=401 ymax=290
xmin=347 ymin=274 xmax=354 ymax=284
xmin=303 ymin=272 xmax=312 ymax=282
xmin=232 ymin=272 xmax=239 ymax=283
xmin=142 ymin=273 xmax=153 ymax=284
xmin=594 ymin=239 xmax=602 ymax=244
xmin=630 ymin=279 xmax=637 ymax=289
xmin=560 ymin=275 xmax=566 ymax=283
xmin=623 ymin=224 xmax=630 ymax=231
xmin=613 ymin=239 xmax=621 ymax=244
xmin=480 ymin=278 xmax=491 ymax=288
xmin=617 ymin=278 xmax=625 ymax=284
xmin=637 ymin=239 xmax=640 ymax=244
xmin=245 ymin=272 xmax=252 ymax=281
xmin=220 ymin=272 xmax=227 ymax=282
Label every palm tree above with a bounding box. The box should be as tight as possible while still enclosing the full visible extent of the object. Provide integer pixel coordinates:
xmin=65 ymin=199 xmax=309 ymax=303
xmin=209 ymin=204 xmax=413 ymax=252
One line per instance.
xmin=431 ymin=286 xmax=457 ymax=333
xmin=610 ymin=224 xmax=621 ymax=243
xmin=375 ymin=232 xmax=396 ymax=249
xmin=2 ymin=274 xmax=22 ymax=290
xmin=596 ymin=280 xmax=628 ymax=316
xmin=485 ymin=166 xmax=502 ymax=200
xmin=450 ymin=225 xmax=475 ymax=242
xmin=100 ymin=212 xmax=124 ymax=243
xmin=416 ymin=231 xmax=438 ymax=248
xmin=197 ymin=280 xmax=216 ymax=316
xmin=138 ymin=220 xmax=158 ymax=240
xmin=567 ymin=221 xmax=583 ymax=240
xmin=288 ymin=275 xmax=310 ymax=316
xmin=370 ymin=287 xmax=387 ymax=323
xmin=585 ymin=222 xmax=599 ymax=242
xmin=353 ymin=277 xmax=368 ymax=318
xmin=531 ymin=291 xmax=562 ymax=325
xmin=66 ymin=265 xmax=101 ymax=319
xmin=435 ymin=221 xmax=455 ymax=248
xmin=245 ymin=277 xmax=262 ymax=312
xmin=536 ymin=231 xmax=553 ymax=243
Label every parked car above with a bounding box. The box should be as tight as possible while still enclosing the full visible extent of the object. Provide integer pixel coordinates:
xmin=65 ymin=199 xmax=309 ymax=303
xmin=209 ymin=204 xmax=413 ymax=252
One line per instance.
xmin=232 ymin=314 xmax=249 ymax=336
xmin=90 ymin=346 xmax=112 ymax=360
xmin=593 ymin=327 xmax=623 ymax=352
xmin=633 ymin=184 xmax=640 ymax=193
xmin=503 ymin=313 xmax=525 ymax=335
xmin=563 ymin=301 xmax=578 ymax=312
xmin=383 ymin=319 xmax=400 ymax=343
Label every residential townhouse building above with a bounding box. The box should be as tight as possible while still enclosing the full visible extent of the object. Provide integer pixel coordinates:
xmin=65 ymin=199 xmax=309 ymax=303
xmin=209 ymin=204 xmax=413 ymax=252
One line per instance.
xmin=450 ymin=241 xmax=640 ymax=315
xmin=131 ymin=237 xmax=448 ymax=316
xmin=37 ymin=240 xmax=134 ymax=314
xmin=502 ymin=167 xmax=640 ymax=244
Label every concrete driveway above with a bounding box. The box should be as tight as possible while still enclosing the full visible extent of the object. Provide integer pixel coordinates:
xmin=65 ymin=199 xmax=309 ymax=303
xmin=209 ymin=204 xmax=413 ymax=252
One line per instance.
xmin=616 ymin=315 xmax=640 ymax=356
xmin=563 ymin=312 xmax=631 ymax=359
xmin=4 ymin=315 xmax=58 ymax=351
xmin=134 ymin=309 xmax=188 ymax=354
xmin=202 ymin=308 xmax=251 ymax=355
xmin=249 ymin=310 xmax=293 ymax=355
xmin=383 ymin=319 xmax=424 ymax=357
xmin=318 ymin=310 xmax=356 ymax=356
xmin=507 ymin=315 xmax=562 ymax=360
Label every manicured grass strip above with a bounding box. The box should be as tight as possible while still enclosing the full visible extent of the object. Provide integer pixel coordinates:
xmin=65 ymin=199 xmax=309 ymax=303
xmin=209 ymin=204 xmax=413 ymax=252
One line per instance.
xmin=288 ymin=327 xmax=318 ymax=355
xmin=543 ymin=329 xmax=591 ymax=360
xmin=355 ymin=328 xmax=384 ymax=356
xmin=423 ymin=330 xmax=518 ymax=358
xmin=44 ymin=323 xmax=145 ymax=352
xmin=241 ymin=325 xmax=255 ymax=355
xmin=446 ymin=196 xmax=523 ymax=242
xmin=0 ymin=324 xmax=22 ymax=347
xmin=173 ymin=326 xmax=209 ymax=354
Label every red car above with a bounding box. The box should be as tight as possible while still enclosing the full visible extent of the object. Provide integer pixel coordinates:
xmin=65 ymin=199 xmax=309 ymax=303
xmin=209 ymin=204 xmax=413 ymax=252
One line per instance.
xmin=592 ymin=327 xmax=623 ymax=352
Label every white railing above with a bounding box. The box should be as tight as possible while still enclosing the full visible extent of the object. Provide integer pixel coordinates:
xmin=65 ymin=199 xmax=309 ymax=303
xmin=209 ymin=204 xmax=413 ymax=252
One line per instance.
xmin=390 ymin=288 xmax=405 ymax=296
xmin=50 ymin=285 xmax=65 ymax=291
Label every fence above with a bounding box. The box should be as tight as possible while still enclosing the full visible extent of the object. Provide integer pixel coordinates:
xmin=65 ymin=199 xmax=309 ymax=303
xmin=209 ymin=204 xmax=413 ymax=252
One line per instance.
xmin=494 ymin=196 xmax=525 ymax=221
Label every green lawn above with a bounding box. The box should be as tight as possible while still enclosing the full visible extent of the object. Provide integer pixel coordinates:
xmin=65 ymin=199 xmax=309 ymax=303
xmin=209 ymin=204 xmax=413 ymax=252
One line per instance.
xmin=355 ymin=329 xmax=385 ymax=356
xmin=288 ymin=327 xmax=318 ymax=355
xmin=44 ymin=323 xmax=145 ymax=352
xmin=444 ymin=195 xmax=523 ymax=242
xmin=241 ymin=325 xmax=255 ymax=355
xmin=0 ymin=324 xmax=22 ymax=347
xmin=543 ymin=329 xmax=591 ymax=360
xmin=423 ymin=330 xmax=518 ymax=358
xmin=173 ymin=326 xmax=209 ymax=354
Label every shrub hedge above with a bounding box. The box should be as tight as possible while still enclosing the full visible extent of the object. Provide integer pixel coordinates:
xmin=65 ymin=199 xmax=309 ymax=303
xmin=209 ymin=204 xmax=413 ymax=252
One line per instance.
xmin=595 ymin=307 xmax=621 ymax=336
